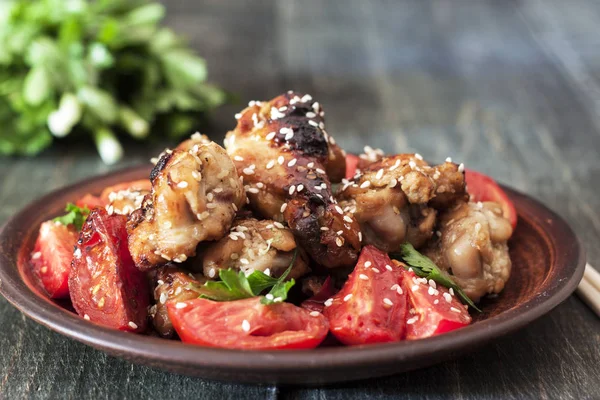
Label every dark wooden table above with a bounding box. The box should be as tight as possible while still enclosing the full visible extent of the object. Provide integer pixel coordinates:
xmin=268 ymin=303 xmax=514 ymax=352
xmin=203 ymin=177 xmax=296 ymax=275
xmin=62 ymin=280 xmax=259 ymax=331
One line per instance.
xmin=1 ymin=0 xmax=600 ymax=398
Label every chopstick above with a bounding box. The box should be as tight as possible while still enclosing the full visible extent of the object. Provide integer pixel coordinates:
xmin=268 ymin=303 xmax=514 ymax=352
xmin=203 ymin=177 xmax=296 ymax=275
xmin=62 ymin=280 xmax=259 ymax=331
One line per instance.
xmin=576 ymin=263 xmax=600 ymax=316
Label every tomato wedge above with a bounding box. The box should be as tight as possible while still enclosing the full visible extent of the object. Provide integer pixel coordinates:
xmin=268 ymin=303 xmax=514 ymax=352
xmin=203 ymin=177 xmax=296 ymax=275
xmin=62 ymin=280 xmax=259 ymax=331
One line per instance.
xmin=465 ymin=169 xmax=517 ymax=229
xmin=30 ymin=221 xmax=78 ymax=299
xmin=167 ymin=297 xmax=329 ymax=350
xmin=69 ymin=208 xmax=150 ymax=332
xmin=395 ymin=261 xmax=471 ymax=339
xmin=301 ymin=277 xmax=336 ymax=313
xmin=345 ymin=153 xmax=360 ymax=180
xmin=323 ymin=246 xmax=408 ymax=345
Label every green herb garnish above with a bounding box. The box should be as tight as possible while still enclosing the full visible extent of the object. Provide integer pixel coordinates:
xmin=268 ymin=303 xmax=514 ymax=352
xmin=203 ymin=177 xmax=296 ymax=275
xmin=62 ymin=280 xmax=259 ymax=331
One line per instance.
xmin=0 ymin=0 xmax=225 ymax=163
xmin=190 ymin=250 xmax=297 ymax=304
xmin=391 ymin=243 xmax=481 ymax=312
xmin=53 ymin=203 xmax=90 ymax=231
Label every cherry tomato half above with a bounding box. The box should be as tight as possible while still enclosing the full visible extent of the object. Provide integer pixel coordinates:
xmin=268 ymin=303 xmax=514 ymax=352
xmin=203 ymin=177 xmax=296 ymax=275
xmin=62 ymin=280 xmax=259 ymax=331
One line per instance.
xmin=31 ymin=221 xmax=78 ymax=299
xmin=69 ymin=208 xmax=150 ymax=332
xmin=323 ymin=246 xmax=408 ymax=345
xmin=168 ymin=297 xmax=329 ymax=350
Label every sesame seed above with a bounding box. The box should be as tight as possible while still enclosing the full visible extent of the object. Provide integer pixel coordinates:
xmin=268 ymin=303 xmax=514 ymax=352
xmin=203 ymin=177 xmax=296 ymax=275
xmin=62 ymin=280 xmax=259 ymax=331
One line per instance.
xmin=208 ymin=268 xmax=216 ymax=278
xmin=308 ymin=120 xmax=318 ymax=127
xmin=358 ymin=232 xmax=363 ymax=242
xmin=375 ymin=169 xmax=384 ymax=179
xmin=409 ymin=161 xmax=417 ymax=169
xmin=372 ymin=268 xmax=381 ymax=273
xmin=234 ymin=155 xmax=244 ymax=162
xmin=434 ymin=299 xmax=439 ymax=304
xmin=343 ymin=294 xmax=353 ymax=302
xmin=274 ymin=297 xmax=283 ymax=302
xmin=229 ymin=234 xmax=239 ymax=240
xmin=307 ymin=162 xmax=315 ymax=168
xmin=278 ymin=156 xmax=284 ymax=165
xmin=445 ymin=157 xmax=453 ymax=163
xmin=428 ymin=286 xmax=436 ymax=296
xmin=309 ymin=311 xmax=320 ymax=317
xmin=364 ymin=261 xmax=372 ymax=268
xmin=360 ymin=181 xmax=371 ymax=189
xmin=285 ymin=131 xmax=294 ymax=140
xmin=128 ymin=321 xmax=138 ymax=329
xmin=383 ymin=298 xmax=394 ymax=307
xmin=242 ymin=320 xmax=251 ymax=332
xmin=412 ymin=285 xmax=420 ymax=292
xmin=316 ymin=168 xmax=326 ymax=174
xmin=97 ymin=297 xmax=105 ymax=308
xmin=320 ymin=227 xmax=329 ymax=231
xmin=32 ymin=252 xmax=42 ymax=260
xmin=324 ymin=298 xmax=334 ymax=307
xmin=40 ymin=266 xmax=48 ymax=274
xmin=297 ymin=184 xmax=304 ymax=192
xmin=415 ymin=153 xmax=423 ymax=160
xmin=289 ymin=185 xmax=296 ymax=195
xmin=335 ymin=205 xmax=344 ymax=214
xmin=266 ymin=160 xmax=275 ymax=169
xmin=207 ymin=203 xmax=217 ymax=209
xmin=235 ymin=113 xmax=242 ymax=119
xmin=443 ymin=293 xmax=452 ymax=303
xmin=389 ymin=178 xmax=398 ymax=188
xmin=336 ymin=230 xmax=343 ymax=235
xmin=73 ymin=248 xmax=82 ymax=258
xmin=335 ymin=237 xmax=344 ymax=247
xmin=274 ymin=222 xmax=285 ymax=229
xmin=266 ymin=131 xmax=276 ymax=140
xmin=306 ymin=111 xmax=316 ymax=118
xmin=449 ymin=287 xmax=455 ymax=296
xmin=240 ymin=258 xmax=249 ymax=265
xmin=248 ymin=187 xmax=259 ymax=194
xmin=450 ymin=307 xmax=462 ymax=313
xmin=359 ymin=274 xmax=369 ymax=280
xmin=84 ymin=314 xmax=90 ymax=320
xmin=343 ymin=215 xmax=353 ymax=223
xmin=385 ymin=264 xmax=393 ymax=271
xmin=407 ymin=316 xmax=418 ymax=325
xmin=266 ymin=294 xmax=274 ymax=300
xmin=280 ymin=203 xmax=288 ymax=213
xmin=458 ymin=163 xmax=465 ymax=173
xmin=232 ymin=203 xmax=238 ymax=212
xmin=287 ymin=158 xmax=297 ymax=167
xmin=159 ymin=292 xmax=168 ymax=304
xmin=243 ymin=168 xmax=254 ymax=175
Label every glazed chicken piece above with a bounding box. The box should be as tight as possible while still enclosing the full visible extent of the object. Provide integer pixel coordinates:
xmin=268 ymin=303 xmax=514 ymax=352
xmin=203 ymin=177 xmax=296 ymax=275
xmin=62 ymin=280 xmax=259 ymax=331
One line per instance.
xmin=202 ymin=218 xmax=309 ymax=280
xmin=337 ymin=154 xmax=468 ymax=252
xmin=224 ymin=92 xmax=360 ymax=268
xmin=423 ymin=201 xmax=513 ymax=302
xmin=150 ymin=266 xmax=206 ymax=338
xmin=127 ymin=141 xmax=246 ymax=271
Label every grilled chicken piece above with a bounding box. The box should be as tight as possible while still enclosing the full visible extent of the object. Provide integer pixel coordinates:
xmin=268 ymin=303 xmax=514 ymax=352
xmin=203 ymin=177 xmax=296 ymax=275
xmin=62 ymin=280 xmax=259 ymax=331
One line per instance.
xmin=101 ymin=180 xmax=151 ymax=216
xmin=150 ymin=266 xmax=205 ymax=338
xmin=337 ymin=154 xmax=467 ymax=252
xmin=423 ymin=201 xmax=513 ymax=302
xmin=127 ymin=142 xmax=246 ymax=271
xmin=202 ymin=218 xmax=309 ymax=280
xmin=224 ymin=92 xmax=360 ymax=268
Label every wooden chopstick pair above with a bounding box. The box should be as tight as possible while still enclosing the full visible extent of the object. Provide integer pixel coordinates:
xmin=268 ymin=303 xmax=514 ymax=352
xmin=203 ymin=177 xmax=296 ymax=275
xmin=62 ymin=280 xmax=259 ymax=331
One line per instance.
xmin=576 ymin=263 xmax=600 ymax=316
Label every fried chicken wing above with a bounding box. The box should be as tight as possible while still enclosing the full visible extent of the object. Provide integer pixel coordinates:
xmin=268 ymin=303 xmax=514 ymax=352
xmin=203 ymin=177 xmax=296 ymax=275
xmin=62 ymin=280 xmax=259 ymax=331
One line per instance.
xmin=202 ymin=218 xmax=309 ymax=280
xmin=127 ymin=142 xmax=246 ymax=271
xmin=337 ymin=154 xmax=467 ymax=252
xmin=224 ymin=92 xmax=360 ymax=268
xmin=423 ymin=201 xmax=513 ymax=302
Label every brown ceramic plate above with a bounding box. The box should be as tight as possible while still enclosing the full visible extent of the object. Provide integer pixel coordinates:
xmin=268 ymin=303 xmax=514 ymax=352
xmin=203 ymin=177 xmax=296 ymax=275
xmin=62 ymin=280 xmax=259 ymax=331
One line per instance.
xmin=0 ymin=165 xmax=586 ymax=385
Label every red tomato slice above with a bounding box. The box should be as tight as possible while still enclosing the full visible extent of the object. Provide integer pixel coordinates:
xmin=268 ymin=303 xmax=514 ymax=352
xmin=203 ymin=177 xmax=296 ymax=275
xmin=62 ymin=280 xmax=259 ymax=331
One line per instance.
xmin=345 ymin=153 xmax=360 ymax=180
xmin=323 ymin=246 xmax=408 ymax=345
xmin=396 ymin=263 xmax=471 ymax=339
xmin=100 ymin=179 xmax=152 ymax=203
xmin=75 ymin=193 xmax=106 ymax=210
xmin=168 ymin=297 xmax=329 ymax=350
xmin=69 ymin=208 xmax=150 ymax=332
xmin=300 ymin=277 xmax=336 ymax=313
xmin=31 ymin=221 xmax=78 ymax=299
xmin=465 ymin=169 xmax=517 ymax=229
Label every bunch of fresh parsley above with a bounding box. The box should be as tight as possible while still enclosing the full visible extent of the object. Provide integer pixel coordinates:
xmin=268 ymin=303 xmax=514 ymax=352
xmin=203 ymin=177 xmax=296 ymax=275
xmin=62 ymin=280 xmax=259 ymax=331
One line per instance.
xmin=0 ymin=0 xmax=225 ymax=164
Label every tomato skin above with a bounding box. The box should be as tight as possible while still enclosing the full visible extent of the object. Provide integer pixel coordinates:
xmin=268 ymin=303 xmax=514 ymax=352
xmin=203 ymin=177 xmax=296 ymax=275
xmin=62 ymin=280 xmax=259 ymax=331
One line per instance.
xmin=100 ymin=179 xmax=152 ymax=203
xmin=300 ymin=277 xmax=336 ymax=313
xmin=323 ymin=246 xmax=408 ymax=345
xmin=75 ymin=194 xmax=105 ymax=210
xmin=465 ymin=169 xmax=517 ymax=229
xmin=31 ymin=221 xmax=78 ymax=298
xmin=345 ymin=154 xmax=360 ymax=180
xmin=69 ymin=208 xmax=150 ymax=332
xmin=397 ymin=265 xmax=471 ymax=339
xmin=168 ymin=297 xmax=329 ymax=350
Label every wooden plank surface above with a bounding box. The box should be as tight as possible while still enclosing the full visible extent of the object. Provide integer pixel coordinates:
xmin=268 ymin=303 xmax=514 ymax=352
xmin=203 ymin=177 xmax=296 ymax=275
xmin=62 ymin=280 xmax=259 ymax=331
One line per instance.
xmin=1 ymin=0 xmax=600 ymax=398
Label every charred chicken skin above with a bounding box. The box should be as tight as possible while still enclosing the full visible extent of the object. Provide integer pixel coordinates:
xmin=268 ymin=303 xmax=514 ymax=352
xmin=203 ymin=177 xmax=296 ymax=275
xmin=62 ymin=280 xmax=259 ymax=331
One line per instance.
xmin=337 ymin=154 xmax=468 ymax=252
xmin=224 ymin=92 xmax=360 ymax=268
xmin=423 ymin=201 xmax=513 ymax=302
xmin=127 ymin=141 xmax=246 ymax=271
xmin=202 ymin=218 xmax=310 ymax=280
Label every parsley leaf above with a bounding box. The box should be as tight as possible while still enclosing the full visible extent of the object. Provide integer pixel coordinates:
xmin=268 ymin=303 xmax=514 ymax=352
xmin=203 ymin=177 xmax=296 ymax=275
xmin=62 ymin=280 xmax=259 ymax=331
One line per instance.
xmin=190 ymin=249 xmax=297 ymax=304
xmin=53 ymin=203 xmax=90 ymax=231
xmin=391 ymin=243 xmax=481 ymax=312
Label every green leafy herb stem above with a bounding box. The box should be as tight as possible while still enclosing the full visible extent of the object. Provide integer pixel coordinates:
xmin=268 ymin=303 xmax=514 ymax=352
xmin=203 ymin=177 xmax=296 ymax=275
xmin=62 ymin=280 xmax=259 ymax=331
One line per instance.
xmin=53 ymin=203 xmax=90 ymax=231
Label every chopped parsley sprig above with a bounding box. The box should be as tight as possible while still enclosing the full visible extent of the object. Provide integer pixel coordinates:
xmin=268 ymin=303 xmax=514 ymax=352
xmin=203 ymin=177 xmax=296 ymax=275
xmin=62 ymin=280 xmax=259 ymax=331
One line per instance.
xmin=53 ymin=203 xmax=90 ymax=231
xmin=391 ymin=243 xmax=481 ymax=311
xmin=189 ymin=249 xmax=297 ymax=304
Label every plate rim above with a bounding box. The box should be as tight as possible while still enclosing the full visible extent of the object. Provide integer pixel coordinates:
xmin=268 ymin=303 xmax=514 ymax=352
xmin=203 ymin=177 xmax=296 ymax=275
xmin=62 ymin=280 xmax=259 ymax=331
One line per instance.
xmin=0 ymin=165 xmax=587 ymax=383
